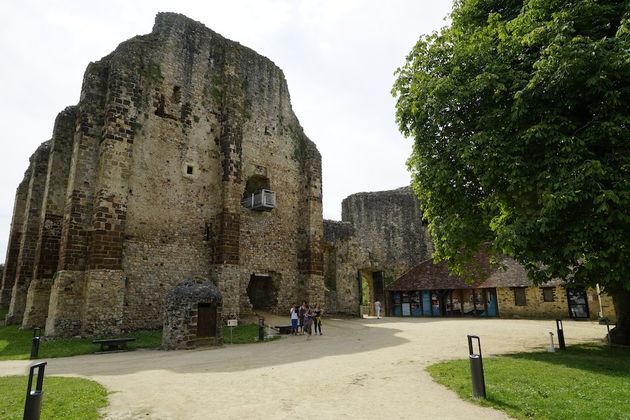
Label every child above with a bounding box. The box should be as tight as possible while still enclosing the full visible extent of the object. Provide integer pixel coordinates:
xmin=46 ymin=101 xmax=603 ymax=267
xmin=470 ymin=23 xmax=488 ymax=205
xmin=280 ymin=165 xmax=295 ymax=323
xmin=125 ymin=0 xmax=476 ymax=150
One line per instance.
xmin=290 ymin=304 xmax=298 ymax=335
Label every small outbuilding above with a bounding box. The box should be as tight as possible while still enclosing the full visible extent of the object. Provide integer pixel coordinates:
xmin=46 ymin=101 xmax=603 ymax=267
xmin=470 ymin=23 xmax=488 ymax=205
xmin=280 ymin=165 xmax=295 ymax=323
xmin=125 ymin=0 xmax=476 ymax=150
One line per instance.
xmin=162 ymin=278 xmax=223 ymax=349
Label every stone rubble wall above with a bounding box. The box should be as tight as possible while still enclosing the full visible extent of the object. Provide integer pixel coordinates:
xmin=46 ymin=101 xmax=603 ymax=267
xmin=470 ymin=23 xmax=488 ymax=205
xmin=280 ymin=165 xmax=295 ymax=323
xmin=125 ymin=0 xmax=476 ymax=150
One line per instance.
xmin=498 ymin=285 xmax=615 ymax=321
xmin=323 ymin=187 xmax=433 ymax=315
xmin=341 ymin=186 xmax=433 ymax=283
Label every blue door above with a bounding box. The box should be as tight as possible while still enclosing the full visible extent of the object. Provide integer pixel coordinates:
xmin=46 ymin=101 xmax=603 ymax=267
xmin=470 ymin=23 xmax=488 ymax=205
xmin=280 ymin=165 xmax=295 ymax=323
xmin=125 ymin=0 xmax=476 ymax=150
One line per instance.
xmin=422 ymin=291 xmax=432 ymax=316
xmin=486 ymin=289 xmax=498 ymax=317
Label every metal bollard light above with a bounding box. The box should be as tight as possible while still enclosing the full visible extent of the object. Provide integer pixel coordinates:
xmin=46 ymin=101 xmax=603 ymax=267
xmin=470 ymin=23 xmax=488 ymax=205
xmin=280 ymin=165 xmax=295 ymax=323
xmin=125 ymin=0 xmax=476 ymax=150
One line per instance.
xmin=467 ymin=335 xmax=486 ymax=399
xmin=547 ymin=332 xmax=556 ymax=352
xmin=24 ymin=361 xmax=47 ymax=420
xmin=258 ymin=317 xmax=265 ymax=341
xmin=556 ymin=319 xmax=566 ymax=351
xmin=30 ymin=328 xmax=41 ymax=360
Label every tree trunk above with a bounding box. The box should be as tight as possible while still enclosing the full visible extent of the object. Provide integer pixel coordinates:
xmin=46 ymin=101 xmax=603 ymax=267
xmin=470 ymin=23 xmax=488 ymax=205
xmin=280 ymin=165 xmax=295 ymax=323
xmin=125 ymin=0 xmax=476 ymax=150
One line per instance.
xmin=609 ymin=289 xmax=630 ymax=346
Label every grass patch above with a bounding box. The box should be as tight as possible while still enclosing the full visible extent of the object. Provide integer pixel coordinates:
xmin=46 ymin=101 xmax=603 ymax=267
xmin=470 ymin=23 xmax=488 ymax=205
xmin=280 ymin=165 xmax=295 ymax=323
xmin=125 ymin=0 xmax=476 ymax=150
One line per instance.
xmin=0 ymin=325 xmax=161 ymax=360
xmin=224 ymin=323 xmax=280 ymax=344
xmin=0 ymin=375 xmax=107 ymax=419
xmin=427 ymin=343 xmax=630 ymax=419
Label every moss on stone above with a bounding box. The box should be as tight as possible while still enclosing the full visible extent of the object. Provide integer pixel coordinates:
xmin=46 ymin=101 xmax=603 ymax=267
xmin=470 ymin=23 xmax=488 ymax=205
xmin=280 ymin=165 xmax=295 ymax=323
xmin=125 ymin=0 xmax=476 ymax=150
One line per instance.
xmin=141 ymin=62 xmax=163 ymax=84
xmin=209 ymin=75 xmax=224 ymax=105
xmin=289 ymin=123 xmax=308 ymax=167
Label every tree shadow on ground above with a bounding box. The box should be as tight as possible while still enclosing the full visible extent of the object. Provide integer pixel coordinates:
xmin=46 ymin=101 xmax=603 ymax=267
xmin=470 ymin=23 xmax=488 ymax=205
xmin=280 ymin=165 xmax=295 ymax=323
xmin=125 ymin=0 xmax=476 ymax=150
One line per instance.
xmin=504 ymin=343 xmax=630 ymax=378
xmin=34 ymin=317 xmax=411 ymax=376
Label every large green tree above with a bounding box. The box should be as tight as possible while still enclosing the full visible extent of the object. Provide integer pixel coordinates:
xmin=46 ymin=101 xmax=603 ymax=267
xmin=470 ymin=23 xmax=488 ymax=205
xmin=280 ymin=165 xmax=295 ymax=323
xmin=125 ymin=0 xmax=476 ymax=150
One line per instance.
xmin=393 ymin=0 xmax=630 ymax=344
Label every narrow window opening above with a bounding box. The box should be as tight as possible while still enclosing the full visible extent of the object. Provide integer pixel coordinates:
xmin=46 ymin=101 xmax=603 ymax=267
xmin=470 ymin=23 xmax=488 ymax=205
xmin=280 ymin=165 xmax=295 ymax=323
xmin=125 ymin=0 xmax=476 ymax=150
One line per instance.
xmin=542 ymin=287 xmax=555 ymax=302
xmin=514 ymin=288 xmax=527 ymax=306
xmin=186 ymin=165 xmax=194 ymax=175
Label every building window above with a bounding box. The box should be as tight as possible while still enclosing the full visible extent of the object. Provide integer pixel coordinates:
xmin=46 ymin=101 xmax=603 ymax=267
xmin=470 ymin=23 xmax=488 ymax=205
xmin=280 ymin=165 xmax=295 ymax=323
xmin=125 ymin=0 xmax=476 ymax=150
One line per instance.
xmin=542 ymin=287 xmax=555 ymax=302
xmin=186 ymin=165 xmax=194 ymax=175
xmin=514 ymin=288 xmax=527 ymax=306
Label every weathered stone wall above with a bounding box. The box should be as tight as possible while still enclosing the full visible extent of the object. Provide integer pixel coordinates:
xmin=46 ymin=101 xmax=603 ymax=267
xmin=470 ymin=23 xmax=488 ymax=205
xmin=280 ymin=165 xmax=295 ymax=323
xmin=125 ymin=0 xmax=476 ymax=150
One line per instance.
xmin=323 ymin=220 xmax=363 ymax=314
xmin=323 ymin=187 xmax=432 ymax=314
xmin=497 ymin=286 xmax=569 ymax=319
xmin=0 ymin=169 xmax=31 ymax=309
xmin=23 ymin=107 xmax=77 ymax=328
xmin=6 ymin=142 xmax=51 ymax=324
xmin=6 ymin=12 xmax=323 ymax=336
xmin=598 ymin=291 xmax=616 ymax=322
xmin=497 ymin=286 xmax=614 ymax=320
xmin=341 ymin=186 xmax=432 ymax=282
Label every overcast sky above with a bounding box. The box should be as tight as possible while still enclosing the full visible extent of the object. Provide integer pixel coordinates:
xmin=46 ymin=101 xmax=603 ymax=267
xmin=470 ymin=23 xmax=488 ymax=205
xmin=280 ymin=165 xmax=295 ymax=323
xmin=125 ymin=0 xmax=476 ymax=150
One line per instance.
xmin=0 ymin=0 xmax=453 ymax=260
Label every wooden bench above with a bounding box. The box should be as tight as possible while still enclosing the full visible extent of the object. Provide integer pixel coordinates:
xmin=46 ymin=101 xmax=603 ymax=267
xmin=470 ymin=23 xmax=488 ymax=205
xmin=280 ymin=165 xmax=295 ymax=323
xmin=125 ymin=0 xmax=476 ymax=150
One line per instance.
xmin=92 ymin=337 xmax=136 ymax=352
xmin=267 ymin=325 xmax=292 ymax=335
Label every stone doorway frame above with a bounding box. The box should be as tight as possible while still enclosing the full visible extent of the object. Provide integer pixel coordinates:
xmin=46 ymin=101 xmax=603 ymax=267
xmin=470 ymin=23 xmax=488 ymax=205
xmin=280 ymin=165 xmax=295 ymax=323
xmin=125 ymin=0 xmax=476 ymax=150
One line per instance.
xmin=246 ymin=272 xmax=279 ymax=311
xmin=357 ymin=269 xmax=385 ymax=317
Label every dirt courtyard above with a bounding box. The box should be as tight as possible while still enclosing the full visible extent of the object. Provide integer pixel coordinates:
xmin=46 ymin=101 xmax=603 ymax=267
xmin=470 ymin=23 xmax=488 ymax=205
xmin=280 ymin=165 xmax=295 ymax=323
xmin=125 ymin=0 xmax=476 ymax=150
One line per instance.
xmin=0 ymin=316 xmax=607 ymax=419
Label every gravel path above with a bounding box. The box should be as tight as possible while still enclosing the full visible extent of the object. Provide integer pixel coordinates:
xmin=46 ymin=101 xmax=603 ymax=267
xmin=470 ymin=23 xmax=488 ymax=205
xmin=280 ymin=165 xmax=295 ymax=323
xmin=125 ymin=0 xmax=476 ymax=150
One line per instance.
xmin=0 ymin=317 xmax=606 ymax=419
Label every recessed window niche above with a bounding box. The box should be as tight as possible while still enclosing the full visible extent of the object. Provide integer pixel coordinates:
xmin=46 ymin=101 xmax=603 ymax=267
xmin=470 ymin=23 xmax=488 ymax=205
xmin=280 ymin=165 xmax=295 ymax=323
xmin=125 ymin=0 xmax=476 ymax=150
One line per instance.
xmin=183 ymin=162 xmax=198 ymax=179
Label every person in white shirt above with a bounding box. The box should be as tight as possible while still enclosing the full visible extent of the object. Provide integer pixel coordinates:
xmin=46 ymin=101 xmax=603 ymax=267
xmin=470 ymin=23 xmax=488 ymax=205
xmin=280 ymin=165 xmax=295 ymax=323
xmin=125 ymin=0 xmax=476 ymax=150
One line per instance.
xmin=374 ymin=299 xmax=381 ymax=319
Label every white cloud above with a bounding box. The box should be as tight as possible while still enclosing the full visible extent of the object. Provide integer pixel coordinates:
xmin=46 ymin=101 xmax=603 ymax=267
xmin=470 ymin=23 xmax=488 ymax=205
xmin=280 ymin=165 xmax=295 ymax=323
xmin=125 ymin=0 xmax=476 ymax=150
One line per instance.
xmin=0 ymin=0 xmax=453 ymax=259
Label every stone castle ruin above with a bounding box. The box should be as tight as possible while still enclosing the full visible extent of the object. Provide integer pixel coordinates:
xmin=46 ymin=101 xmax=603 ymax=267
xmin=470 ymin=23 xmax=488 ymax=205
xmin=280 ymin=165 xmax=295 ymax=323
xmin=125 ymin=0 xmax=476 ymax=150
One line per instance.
xmin=0 ymin=13 xmax=433 ymax=338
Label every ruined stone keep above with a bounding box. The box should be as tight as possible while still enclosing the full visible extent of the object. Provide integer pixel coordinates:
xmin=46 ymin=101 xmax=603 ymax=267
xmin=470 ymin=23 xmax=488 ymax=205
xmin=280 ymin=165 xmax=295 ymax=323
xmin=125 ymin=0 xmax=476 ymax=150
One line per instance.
xmin=0 ymin=13 xmax=324 ymax=337
xmin=323 ymin=187 xmax=434 ymax=315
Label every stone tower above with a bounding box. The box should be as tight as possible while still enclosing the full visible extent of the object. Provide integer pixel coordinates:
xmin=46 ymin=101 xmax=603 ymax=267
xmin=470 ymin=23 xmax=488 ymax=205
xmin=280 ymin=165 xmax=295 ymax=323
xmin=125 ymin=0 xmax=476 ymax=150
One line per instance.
xmin=1 ymin=13 xmax=324 ymax=336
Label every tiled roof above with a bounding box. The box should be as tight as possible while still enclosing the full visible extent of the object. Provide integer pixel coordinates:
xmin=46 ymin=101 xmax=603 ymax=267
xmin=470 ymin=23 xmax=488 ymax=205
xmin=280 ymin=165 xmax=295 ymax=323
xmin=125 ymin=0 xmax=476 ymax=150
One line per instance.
xmin=387 ymin=258 xmax=483 ymax=291
xmin=387 ymin=254 xmax=559 ymax=291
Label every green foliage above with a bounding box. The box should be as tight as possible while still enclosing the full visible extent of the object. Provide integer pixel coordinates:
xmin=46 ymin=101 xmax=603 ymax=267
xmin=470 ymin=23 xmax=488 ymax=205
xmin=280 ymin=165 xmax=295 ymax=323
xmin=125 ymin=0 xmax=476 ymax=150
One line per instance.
xmin=0 ymin=325 xmax=161 ymax=360
xmin=288 ymin=123 xmax=309 ymax=166
xmin=0 ymin=375 xmax=107 ymax=420
xmin=361 ymin=275 xmax=370 ymax=305
xmin=392 ymin=0 xmax=630 ymax=294
xmin=427 ymin=344 xmax=630 ymax=419
xmin=209 ymin=75 xmax=224 ymax=104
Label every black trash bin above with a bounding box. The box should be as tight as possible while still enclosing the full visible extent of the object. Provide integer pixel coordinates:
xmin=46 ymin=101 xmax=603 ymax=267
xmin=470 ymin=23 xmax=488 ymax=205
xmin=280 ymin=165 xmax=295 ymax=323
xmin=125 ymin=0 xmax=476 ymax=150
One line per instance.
xmin=467 ymin=335 xmax=486 ymax=399
xmin=30 ymin=328 xmax=41 ymax=360
xmin=258 ymin=317 xmax=265 ymax=341
xmin=24 ymin=361 xmax=47 ymax=420
xmin=556 ymin=319 xmax=566 ymax=351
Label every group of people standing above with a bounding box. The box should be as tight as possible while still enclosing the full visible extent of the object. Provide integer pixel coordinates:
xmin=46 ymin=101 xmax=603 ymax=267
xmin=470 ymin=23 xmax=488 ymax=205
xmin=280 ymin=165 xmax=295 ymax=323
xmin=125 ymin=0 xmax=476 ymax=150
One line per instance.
xmin=290 ymin=301 xmax=322 ymax=337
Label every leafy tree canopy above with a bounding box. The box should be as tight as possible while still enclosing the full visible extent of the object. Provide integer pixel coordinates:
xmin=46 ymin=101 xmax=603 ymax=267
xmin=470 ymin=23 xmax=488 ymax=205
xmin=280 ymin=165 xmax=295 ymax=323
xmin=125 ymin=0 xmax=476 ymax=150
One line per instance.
xmin=393 ymin=0 xmax=629 ymax=296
